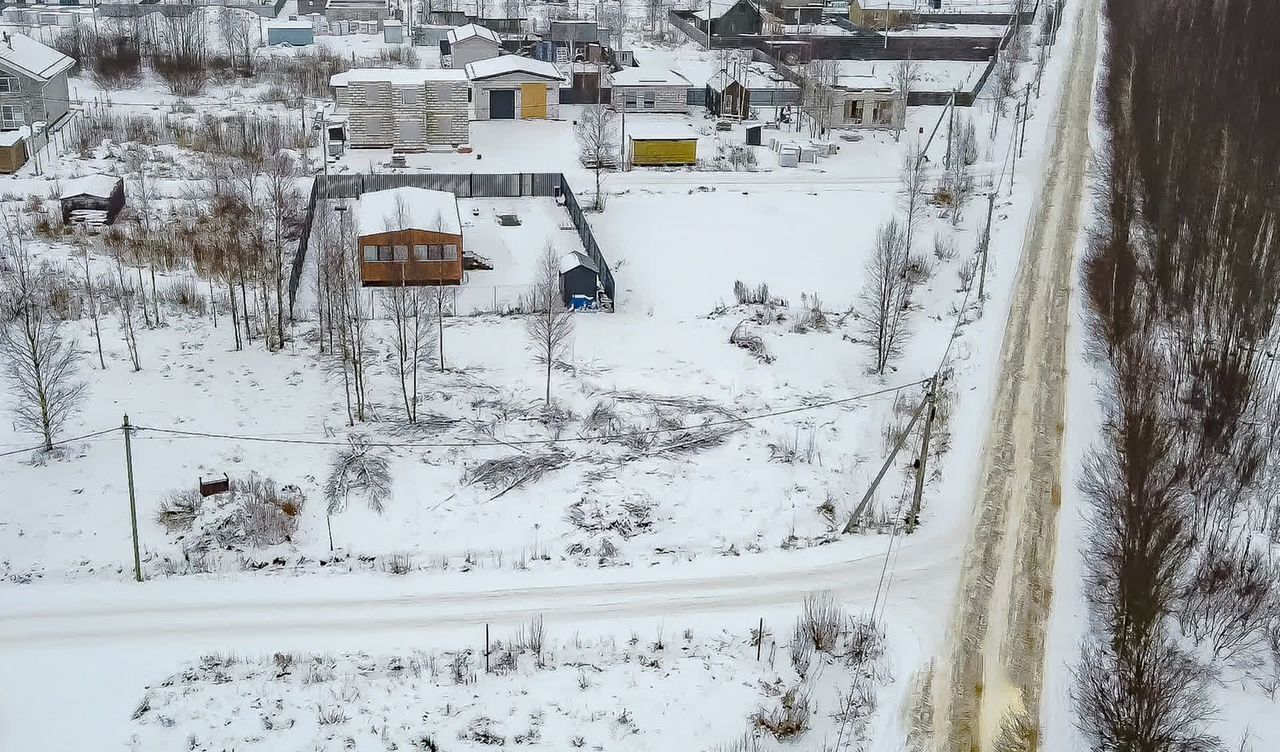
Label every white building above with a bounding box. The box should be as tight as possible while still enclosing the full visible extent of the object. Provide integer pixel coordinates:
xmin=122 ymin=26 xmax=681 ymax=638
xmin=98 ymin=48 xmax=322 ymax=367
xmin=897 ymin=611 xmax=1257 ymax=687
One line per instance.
xmin=329 ymin=68 xmax=470 ymax=150
xmin=465 ymin=56 xmax=564 ymax=120
xmin=608 ymin=67 xmax=691 ymax=114
xmin=445 ymin=24 xmax=501 ymax=70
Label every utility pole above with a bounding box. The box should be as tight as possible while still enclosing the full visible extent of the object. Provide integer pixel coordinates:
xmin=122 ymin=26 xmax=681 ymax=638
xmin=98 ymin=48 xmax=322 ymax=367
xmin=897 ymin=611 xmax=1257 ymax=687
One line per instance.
xmin=978 ymin=190 xmax=996 ymax=300
xmin=907 ymin=377 xmax=937 ymax=533
xmin=123 ymin=414 xmax=143 ymax=583
xmin=945 ymin=90 xmax=955 ymax=169
xmin=843 ymin=390 xmax=929 ymax=534
xmin=1009 ymin=101 xmax=1021 ymax=196
xmin=1018 ymin=84 xmax=1030 ymax=157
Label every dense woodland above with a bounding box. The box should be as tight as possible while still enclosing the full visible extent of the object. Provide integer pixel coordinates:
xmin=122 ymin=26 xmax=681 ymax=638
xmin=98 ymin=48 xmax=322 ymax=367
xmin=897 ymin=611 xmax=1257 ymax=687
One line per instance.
xmin=1076 ymin=0 xmax=1280 ymax=748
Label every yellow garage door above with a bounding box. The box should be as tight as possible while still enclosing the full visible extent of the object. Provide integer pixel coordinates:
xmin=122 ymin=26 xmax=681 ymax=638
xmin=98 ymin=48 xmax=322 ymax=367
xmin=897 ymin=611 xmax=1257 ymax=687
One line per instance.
xmin=520 ymin=84 xmax=547 ymax=119
xmin=631 ymin=138 xmax=697 ymax=166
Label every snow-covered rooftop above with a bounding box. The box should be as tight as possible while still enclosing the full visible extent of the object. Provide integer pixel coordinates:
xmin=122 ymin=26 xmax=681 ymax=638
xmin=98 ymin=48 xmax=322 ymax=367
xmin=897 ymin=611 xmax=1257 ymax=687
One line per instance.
xmin=0 ymin=127 xmax=29 ymax=147
xmin=265 ymin=20 xmax=313 ymax=29
xmin=708 ymin=62 xmax=799 ymax=91
xmin=609 ymin=67 xmax=691 ymax=88
xmin=692 ymin=0 xmax=752 ymax=21
xmin=626 ymin=122 xmax=699 ymax=141
xmin=356 ymin=188 xmax=462 ymax=237
xmin=447 ymin=23 xmax=501 ymax=46
xmin=831 ymin=58 xmax=989 ymax=92
xmin=330 ymin=68 xmax=469 ymax=87
xmin=0 ymin=31 xmax=76 ymax=82
xmin=465 ymin=55 xmax=563 ymax=82
xmin=60 ymin=174 xmax=120 ymax=200
xmin=559 ymin=251 xmax=598 ymax=274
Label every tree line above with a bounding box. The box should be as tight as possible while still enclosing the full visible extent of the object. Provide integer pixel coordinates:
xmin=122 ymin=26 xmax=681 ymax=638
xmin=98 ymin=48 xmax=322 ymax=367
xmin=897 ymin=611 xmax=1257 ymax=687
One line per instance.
xmin=1076 ymin=0 xmax=1280 ymax=748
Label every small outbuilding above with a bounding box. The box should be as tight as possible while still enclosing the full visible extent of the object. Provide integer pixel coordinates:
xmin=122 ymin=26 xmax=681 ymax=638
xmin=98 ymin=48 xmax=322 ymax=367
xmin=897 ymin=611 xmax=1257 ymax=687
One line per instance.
xmin=445 ymin=23 xmax=501 ymax=69
xmin=59 ymin=173 xmax=125 ymax=225
xmin=626 ymin=124 xmax=698 ymax=167
xmin=0 ymin=129 xmax=28 ymax=174
xmin=466 ymin=55 xmax=564 ymax=120
xmin=266 ymin=20 xmax=315 ymax=47
xmin=355 ymin=187 xmax=464 ymax=287
xmin=609 ymin=67 xmax=691 ymax=114
xmin=559 ymin=251 xmax=600 ymax=307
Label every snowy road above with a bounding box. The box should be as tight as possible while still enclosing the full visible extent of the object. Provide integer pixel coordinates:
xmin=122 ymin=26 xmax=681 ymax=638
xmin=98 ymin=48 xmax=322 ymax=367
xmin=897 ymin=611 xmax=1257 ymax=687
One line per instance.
xmin=934 ymin=0 xmax=1099 ymax=748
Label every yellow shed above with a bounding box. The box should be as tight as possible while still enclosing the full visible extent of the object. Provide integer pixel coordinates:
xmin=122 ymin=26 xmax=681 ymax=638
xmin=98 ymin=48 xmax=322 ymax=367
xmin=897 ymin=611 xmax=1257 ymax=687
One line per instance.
xmin=627 ymin=124 xmax=698 ymax=167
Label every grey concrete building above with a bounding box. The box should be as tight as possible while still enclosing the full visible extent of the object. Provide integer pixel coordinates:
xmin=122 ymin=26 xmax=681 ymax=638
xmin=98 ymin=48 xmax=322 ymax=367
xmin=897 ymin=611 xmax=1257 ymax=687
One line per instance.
xmin=609 ymin=67 xmax=691 ymax=114
xmin=445 ymin=24 xmax=501 ymax=70
xmin=330 ymin=68 xmax=470 ymax=150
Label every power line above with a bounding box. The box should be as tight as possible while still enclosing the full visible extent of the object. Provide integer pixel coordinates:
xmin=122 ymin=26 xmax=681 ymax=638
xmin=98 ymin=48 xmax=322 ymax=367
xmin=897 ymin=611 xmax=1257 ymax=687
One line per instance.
xmin=132 ymin=379 xmax=926 ymax=449
xmin=0 ymin=427 xmax=119 ymax=459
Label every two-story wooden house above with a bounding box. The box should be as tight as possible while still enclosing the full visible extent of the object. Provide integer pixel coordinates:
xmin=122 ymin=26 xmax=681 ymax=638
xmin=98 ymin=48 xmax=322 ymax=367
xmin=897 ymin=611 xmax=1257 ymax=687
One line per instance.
xmin=0 ymin=32 xmax=75 ymax=134
xmin=356 ymin=187 xmax=464 ymax=287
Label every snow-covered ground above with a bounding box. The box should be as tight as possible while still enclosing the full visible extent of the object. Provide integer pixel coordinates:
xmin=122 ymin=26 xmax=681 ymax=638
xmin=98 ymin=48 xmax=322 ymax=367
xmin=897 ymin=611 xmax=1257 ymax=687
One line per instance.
xmin=0 ymin=3 xmax=1122 ymax=751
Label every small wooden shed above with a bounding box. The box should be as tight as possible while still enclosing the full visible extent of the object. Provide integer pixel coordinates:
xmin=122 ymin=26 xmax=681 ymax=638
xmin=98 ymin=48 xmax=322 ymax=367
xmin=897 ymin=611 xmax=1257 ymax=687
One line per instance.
xmin=60 ymin=174 xmax=125 ymax=225
xmin=0 ymin=129 xmax=28 ymax=174
xmin=627 ymin=124 xmax=698 ymax=167
xmin=559 ymin=251 xmax=599 ymax=306
xmin=266 ymin=20 xmax=315 ymax=47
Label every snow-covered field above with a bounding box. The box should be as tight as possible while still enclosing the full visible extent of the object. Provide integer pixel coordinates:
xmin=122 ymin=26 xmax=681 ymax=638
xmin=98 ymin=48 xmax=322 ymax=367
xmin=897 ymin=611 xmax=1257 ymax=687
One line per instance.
xmin=0 ymin=3 xmax=1119 ymax=751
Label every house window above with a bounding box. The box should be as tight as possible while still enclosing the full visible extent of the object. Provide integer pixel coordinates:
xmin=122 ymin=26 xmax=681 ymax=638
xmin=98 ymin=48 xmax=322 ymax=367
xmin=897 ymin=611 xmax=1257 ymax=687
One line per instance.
xmin=0 ymin=105 xmax=23 ymax=129
xmin=376 ymin=245 xmax=394 ymax=261
xmin=643 ymin=91 xmax=656 ymax=110
xmin=393 ymin=245 xmax=409 ymax=261
xmin=624 ymin=90 xmax=637 ymax=111
xmin=441 ymin=244 xmax=458 ymax=261
xmin=845 ymin=99 xmax=864 ymax=124
xmin=0 ymin=77 xmax=18 ymax=93
xmin=400 ymin=86 xmax=421 ymax=106
xmin=413 ymin=244 xmax=430 ymax=260
xmin=363 ymin=245 xmax=378 ymax=261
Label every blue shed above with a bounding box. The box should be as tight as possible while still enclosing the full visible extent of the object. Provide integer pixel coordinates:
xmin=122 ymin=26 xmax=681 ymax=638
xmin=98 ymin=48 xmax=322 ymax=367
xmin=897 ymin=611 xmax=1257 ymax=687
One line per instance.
xmin=266 ymin=21 xmax=315 ymax=47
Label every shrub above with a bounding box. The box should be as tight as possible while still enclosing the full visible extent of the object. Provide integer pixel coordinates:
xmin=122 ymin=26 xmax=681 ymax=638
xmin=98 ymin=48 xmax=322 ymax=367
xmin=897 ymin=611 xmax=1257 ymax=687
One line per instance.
xmin=754 ymin=687 xmax=811 ymax=740
xmin=155 ymin=473 xmax=304 ymax=552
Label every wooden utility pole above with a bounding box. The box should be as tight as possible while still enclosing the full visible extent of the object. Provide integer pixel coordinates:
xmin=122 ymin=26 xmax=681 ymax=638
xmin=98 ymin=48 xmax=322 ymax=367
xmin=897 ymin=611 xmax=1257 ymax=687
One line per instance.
xmin=123 ymin=414 xmax=143 ymax=582
xmin=1019 ymin=85 xmax=1031 ymax=157
xmin=978 ymin=190 xmax=996 ymax=300
xmin=945 ymin=90 xmax=955 ymax=169
xmin=906 ymin=378 xmax=938 ymax=533
xmin=843 ymin=391 xmax=929 ymax=534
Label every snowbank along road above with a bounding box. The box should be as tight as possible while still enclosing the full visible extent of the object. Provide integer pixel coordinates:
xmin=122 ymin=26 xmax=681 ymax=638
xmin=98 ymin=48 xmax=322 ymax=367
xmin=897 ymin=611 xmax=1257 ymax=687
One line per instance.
xmin=933 ymin=0 xmax=1099 ymax=748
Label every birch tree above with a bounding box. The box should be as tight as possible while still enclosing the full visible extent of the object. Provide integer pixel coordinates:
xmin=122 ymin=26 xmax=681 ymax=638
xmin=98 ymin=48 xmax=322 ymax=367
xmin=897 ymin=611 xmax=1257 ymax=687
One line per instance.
xmin=888 ymin=59 xmax=920 ymax=141
xmin=526 ymin=243 xmax=574 ymax=405
xmin=575 ymin=104 xmax=619 ymax=210
xmin=263 ymin=151 xmax=300 ymax=350
xmin=898 ymin=141 xmax=928 ymax=254
xmin=0 ymin=243 xmax=87 ymax=451
xmin=857 ymin=218 xmax=912 ymax=375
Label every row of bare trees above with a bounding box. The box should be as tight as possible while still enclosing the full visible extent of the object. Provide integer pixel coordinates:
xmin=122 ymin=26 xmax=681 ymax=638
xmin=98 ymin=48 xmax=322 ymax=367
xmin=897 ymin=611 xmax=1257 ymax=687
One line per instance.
xmin=1076 ymin=0 xmax=1280 ymax=748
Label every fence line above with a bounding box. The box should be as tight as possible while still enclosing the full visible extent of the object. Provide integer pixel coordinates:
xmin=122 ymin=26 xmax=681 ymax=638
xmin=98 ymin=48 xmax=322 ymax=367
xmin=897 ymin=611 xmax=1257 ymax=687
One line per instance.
xmin=289 ymin=172 xmax=616 ymax=314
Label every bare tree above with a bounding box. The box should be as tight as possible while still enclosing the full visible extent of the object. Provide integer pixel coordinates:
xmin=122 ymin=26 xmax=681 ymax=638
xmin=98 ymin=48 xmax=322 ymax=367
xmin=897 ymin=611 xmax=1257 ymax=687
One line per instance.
xmin=575 ymin=104 xmax=619 ymax=210
xmin=107 ymin=242 xmax=143 ymax=371
xmin=887 ymin=59 xmax=920 ymax=140
xmin=82 ymin=242 xmax=107 ymax=369
xmin=154 ymin=9 xmax=211 ymax=96
xmin=424 ymin=284 xmax=451 ymax=372
xmin=898 ymin=141 xmax=928 ymax=254
xmin=219 ymin=8 xmax=258 ymax=74
xmin=800 ymin=59 xmax=839 ymax=137
xmin=379 ymin=197 xmax=437 ymax=423
xmin=940 ymin=147 xmax=974 ymax=226
xmin=329 ymin=206 xmax=372 ymax=423
xmin=262 ymin=152 xmax=301 ymax=350
xmin=0 ymin=243 xmax=87 ymax=452
xmin=856 ymin=218 xmax=912 ymax=375
xmin=323 ymin=434 xmax=392 ymax=549
xmin=525 ymin=243 xmax=574 ymax=405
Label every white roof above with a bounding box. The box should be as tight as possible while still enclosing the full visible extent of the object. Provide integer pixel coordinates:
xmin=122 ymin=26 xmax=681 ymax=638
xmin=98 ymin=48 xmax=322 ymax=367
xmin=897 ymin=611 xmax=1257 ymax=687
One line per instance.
xmin=266 ymin=20 xmax=313 ymax=29
xmin=330 ymin=68 xmax=469 ymax=86
xmin=708 ymin=62 xmax=799 ymax=91
xmin=559 ymin=251 xmax=598 ymax=274
xmin=465 ymin=55 xmax=563 ymax=82
xmin=447 ymin=23 xmax=501 ymax=46
xmin=0 ymin=32 xmax=76 ymax=82
xmin=0 ymin=127 xmax=29 ymax=147
xmin=60 ymin=174 xmax=120 ymax=199
xmin=609 ymin=66 xmax=691 ymax=88
xmin=627 ymin=122 xmax=698 ymax=141
xmin=830 ymin=58 xmax=988 ymax=91
xmin=356 ymin=188 xmax=462 ymax=236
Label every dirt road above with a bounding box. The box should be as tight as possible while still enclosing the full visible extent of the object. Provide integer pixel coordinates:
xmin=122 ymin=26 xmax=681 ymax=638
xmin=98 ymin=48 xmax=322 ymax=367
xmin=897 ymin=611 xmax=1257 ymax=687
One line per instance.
xmin=933 ymin=0 xmax=1099 ymax=749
